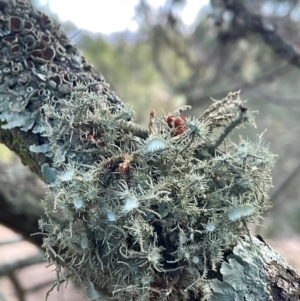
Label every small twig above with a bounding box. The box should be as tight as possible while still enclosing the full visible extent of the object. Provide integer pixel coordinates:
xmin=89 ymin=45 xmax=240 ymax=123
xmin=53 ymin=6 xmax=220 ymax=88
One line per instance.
xmin=242 ymin=220 xmax=254 ymax=250
xmin=46 ymin=278 xmax=65 ymax=301
xmin=171 ymin=105 xmax=192 ymax=116
xmin=148 ymin=109 xmax=156 ymax=134
xmin=69 ymin=28 xmax=84 ymax=40
xmin=208 ymin=111 xmax=246 ymax=155
xmin=167 ymin=133 xmax=195 ymax=171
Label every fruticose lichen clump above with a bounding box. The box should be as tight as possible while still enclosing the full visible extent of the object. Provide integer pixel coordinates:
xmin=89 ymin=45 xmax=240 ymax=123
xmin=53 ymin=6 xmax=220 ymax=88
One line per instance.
xmin=0 ymin=1 xmax=277 ymax=300
xmin=39 ymin=90 xmax=275 ymax=301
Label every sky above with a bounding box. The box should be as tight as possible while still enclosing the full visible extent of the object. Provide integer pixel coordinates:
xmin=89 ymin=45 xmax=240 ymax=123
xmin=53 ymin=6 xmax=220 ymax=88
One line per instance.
xmin=38 ymin=0 xmax=209 ymax=34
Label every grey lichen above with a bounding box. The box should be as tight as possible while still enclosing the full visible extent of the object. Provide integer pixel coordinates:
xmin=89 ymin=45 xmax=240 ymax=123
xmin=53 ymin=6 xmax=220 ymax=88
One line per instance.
xmin=209 ymin=236 xmax=282 ymax=301
xmin=0 ymin=1 xmax=280 ymax=301
xmin=41 ymin=163 xmax=58 ymax=185
xmin=0 ymin=0 xmax=125 ymax=174
xmin=0 ymin=0 xmax=123 ymax=139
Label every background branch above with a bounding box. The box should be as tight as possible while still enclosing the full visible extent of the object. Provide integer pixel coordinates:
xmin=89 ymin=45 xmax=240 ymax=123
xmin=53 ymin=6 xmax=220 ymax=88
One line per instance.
xmin=0 ymin=253 xmax=45 ymax=277
xmin=8 ymin=273 xmax=25 ymax=301
xmin=221 ymin=0 xmax=300 ymax=69
xmin=0 ymin=159 xmax=46 ymax=247
xmin=0 ymin=236 xmax=23 ymax=246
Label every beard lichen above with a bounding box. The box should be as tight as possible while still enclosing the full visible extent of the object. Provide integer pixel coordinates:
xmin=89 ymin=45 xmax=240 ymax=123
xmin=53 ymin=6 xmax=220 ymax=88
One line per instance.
xmin=37 ymin=89 xmax=275 ymax=301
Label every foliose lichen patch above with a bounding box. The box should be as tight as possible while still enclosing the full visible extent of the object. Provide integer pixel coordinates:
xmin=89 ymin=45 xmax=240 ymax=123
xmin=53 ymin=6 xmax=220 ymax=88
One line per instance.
xmin=209 ymin=236 xmax=285 ymax=301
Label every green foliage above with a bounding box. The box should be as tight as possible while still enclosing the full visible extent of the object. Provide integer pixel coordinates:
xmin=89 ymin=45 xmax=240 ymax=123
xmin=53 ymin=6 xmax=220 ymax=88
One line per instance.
xmin=37 ymin=89 xmax=276 ymax=301
xmin=77 ymin=34 xmax=180 ymax=125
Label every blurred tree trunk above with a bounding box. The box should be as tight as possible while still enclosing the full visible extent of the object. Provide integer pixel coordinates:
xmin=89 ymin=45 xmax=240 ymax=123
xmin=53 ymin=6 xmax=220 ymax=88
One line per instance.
xmin=0 ymin=0 xmax=299 ymax=300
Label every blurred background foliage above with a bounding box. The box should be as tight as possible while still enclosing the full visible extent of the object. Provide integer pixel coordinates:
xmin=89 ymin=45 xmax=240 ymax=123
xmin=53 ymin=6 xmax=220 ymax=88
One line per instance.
xmin=2 ymin=0 xmax=300 ymax=242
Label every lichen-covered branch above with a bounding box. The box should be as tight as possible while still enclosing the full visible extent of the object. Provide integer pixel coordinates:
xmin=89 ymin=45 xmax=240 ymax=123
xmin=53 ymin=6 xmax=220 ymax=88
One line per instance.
xmin=210 ymin=236 xmax=300 ymax=301
xmin=0 ymin=1 xmax=299 ymax=301
xmin=0 ymin=0 xmax=126 ymax=178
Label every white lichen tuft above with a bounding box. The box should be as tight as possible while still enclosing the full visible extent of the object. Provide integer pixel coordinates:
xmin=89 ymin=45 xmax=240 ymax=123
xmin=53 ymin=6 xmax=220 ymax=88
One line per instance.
xmin=60 ymin=170 xmax=74 ymax=181
xmin=205 ymin=221 xmax=216 ymax=232
xmin=123 ymin=196 xmax=139 ymax=212
xmin=81 ymin=236 xmax=89 ymax=249
xmin=193 ymin=256 xmax=200 ymax=264
xmin=73 ymin=198 xmax=83 ymax=209
xmin=227 ymin=205 xmax=255 ymax=221
xmin=145 ymin=138 xmax=167 ymax=153
xmin=107 ymin=211 xmax=117 ymax=222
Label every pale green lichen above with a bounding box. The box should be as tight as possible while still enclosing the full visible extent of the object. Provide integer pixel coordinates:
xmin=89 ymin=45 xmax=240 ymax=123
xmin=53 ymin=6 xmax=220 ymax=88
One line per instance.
xmin=209 ymin=236 xmax=286 ymax=301
xmin=36 ymin=90 xmax=275 ymax=301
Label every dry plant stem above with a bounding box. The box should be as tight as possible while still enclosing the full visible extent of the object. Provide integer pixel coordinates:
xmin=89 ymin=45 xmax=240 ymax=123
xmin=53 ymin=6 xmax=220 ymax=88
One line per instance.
xmin=209 ymin=111 xmax=246 ymax=154
xmin=148 ymin=109 xmax=156 ymax=134
xmin=45 ymin=278 xmax=66 ymax=301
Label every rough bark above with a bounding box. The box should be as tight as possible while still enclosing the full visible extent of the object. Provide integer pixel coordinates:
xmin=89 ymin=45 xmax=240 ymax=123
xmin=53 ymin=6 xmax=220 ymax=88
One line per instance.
xmin=0 ymin=0 xmax=299 ymax=300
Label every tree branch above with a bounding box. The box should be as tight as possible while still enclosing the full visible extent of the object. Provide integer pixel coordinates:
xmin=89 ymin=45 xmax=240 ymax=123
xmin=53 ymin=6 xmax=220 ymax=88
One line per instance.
xmin=0 ymin=1 xmax=299 ymax=300
xmin=0 ymin=159 xmax=46 ymax=247
xmin=0 ymin=190 xmax=45 ymax=247
xmin=221 ymin=0 xmax=300 ymax=69
xmin=187 ymin=63 xmax=291 ymax=106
